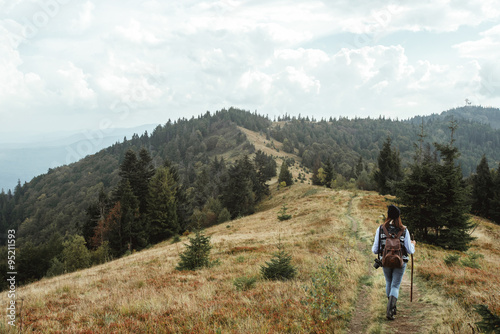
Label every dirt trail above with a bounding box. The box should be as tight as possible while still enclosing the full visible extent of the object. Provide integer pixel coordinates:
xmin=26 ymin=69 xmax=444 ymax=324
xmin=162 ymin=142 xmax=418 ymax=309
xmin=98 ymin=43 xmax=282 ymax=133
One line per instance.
xmin=383 ymin=270 xmax=432 ymax=334
xmin=346 ymin=199 xmax=432 ymax=334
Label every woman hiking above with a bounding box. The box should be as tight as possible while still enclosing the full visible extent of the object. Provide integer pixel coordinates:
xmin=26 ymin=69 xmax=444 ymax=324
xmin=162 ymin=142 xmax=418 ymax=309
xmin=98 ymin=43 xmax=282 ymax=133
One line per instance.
xmin=372 ymin=205 xmax=416 ymax=320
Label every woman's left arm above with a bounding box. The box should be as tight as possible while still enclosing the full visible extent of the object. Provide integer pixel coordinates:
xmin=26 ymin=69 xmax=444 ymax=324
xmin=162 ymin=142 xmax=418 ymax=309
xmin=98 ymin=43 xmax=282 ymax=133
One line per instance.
xmin=404 ymin=229 xmax=415 ymax=254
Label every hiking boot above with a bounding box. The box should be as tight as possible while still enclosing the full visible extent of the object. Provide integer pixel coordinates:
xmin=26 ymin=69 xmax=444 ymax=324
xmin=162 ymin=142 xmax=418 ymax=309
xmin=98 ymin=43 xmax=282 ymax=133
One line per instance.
xmin=387 ymin=296 xmax=397 ymax=315
xmin=386 ymin=296 xmax=397 ymax=320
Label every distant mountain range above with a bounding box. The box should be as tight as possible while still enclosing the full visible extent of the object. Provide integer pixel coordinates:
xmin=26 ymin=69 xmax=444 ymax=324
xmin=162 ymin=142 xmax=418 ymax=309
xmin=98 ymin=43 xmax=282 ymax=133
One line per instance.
xmin=0 ymin=124 xmax=157 ymax=191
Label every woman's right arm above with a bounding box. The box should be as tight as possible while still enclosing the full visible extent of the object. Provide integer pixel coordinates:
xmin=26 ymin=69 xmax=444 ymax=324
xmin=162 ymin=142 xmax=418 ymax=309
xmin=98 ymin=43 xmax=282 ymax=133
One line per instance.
xmin=372 ymin=227 xmax=380 ymax=254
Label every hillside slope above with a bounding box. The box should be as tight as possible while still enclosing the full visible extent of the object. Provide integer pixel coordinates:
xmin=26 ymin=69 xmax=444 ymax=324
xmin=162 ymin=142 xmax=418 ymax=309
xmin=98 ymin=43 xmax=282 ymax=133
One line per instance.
xmin=3 ymin=107 xmax=500 ymax=251
xmin=2 ymin=183 xmax=498 ymax=333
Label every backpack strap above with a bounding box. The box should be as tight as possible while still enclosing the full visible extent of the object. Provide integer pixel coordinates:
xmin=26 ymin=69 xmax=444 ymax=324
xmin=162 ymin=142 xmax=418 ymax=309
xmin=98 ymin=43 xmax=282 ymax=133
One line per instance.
xmin=382 ymin=225 xmax=404 ymax=240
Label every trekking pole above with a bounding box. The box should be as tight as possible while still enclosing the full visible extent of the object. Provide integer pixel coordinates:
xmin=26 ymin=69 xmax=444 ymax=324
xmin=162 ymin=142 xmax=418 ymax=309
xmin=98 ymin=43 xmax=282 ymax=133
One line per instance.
xmin=410 ymin=232 xmax=414 ymax=302
xmin=410 ymin=253 xmax=414 ymax=302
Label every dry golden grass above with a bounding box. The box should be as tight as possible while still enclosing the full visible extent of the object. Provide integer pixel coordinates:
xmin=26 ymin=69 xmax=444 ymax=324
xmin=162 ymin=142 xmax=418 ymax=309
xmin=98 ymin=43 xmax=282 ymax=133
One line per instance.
xmin=2 ymin=184 xmax=367 ymax=333
xmin=2 ymin=180 xmax=499 ymax=333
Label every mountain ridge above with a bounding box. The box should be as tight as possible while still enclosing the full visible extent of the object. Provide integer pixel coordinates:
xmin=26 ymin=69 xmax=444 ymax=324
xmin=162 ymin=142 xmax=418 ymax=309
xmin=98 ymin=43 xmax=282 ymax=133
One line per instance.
xmin=2 ymin=106 xmax=500 ymax=248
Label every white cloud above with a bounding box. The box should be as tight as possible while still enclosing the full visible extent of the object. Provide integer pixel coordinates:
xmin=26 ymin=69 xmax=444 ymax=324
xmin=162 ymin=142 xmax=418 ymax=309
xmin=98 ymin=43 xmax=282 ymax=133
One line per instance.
xmin=56 ymin=62 xmax=96 ymax=105
xmin=70 ymin=1 xmax=95 ymax=32
xmin=453 ymin=24 xmax=500 ymax=60
xmin=1 ymin=0 xmax=500 ymax=138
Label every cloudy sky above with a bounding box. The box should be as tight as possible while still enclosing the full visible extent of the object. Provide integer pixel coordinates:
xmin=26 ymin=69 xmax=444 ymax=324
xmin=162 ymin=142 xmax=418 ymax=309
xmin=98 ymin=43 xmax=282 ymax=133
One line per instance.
xmin=2 ymin=0 xmax=500 ymax=142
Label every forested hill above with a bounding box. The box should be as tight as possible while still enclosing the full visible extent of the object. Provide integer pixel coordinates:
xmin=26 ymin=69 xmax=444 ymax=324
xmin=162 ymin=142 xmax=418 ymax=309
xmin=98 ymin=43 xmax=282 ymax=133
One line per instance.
xmin=1 ymin=106 xmax=500 ymax=252
xmin=271 ymin=106 xmax=500 ymax=176
xmin=0 ymin=108 xmax=270 ymax=246
xmin=409 ymin=105 xmax=500 ymax=129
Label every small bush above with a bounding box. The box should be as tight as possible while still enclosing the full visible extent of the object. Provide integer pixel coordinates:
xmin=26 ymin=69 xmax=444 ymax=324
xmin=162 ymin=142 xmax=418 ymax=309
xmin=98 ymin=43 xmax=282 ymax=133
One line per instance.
xmin=444 ymin=253 xmax=460 ymax=266
xmin=233 ymin=276 xmax=257 ymax=291
xmin=278 ymin=203 xmax=292 ymax=221
xmin=303 ymin=256 xmax=343 ymax=320
xmin=176 ymin=230 xmax=212 ymax=271
xmin=260 ymin=241 xmax=296 ymax=281
xmin=461 ymin=252 xmax=483 ymax=269
xmin=171 ymin=235 xmax=181 ymax=244
xmin=218 ymin=208 xmax=231 ymax=224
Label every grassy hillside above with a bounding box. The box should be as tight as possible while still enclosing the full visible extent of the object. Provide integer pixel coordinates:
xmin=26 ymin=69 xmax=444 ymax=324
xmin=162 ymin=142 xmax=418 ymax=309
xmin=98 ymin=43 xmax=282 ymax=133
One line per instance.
xmin=2 ymin=182 xmax=499 ymax=333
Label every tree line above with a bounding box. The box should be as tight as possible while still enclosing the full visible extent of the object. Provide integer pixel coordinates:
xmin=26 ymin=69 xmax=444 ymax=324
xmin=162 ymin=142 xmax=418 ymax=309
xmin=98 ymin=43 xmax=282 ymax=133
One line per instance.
xmin=1 ymin=107 xmax=500 ymax=288
xmin=0 ymin=146 xmax=277 ymax=288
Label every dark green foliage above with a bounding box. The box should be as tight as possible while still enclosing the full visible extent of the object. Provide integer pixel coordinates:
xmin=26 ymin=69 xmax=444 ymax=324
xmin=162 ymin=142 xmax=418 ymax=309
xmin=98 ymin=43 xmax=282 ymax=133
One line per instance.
xmin=176 ymin=230 xmax=212 ymax=271
xmin=474 ymin=304 xmax=500 ymax=333
xmin=254 ymin=150 xmax=275 ymax=200
xmin=148 ymin=167 xmax=179 ymax=243
xmin=397 ymin=144 xmax=438 ymax=241
xmin=82 ymin=188 xmax=109 ymax=249
xmin=2 ymin=107 xmax=500 ymax=289
xmin=374 ymin=137 xmax=403 ymax=195
xmin=471 ymin=155 xmax=494 ymax=218
xmin=277 ymin=203 xmax=292 ymax=221
xmin=233 ymin=276 xmax=257 ymax=291
xmin=397 ymin=123 xmax=474 ymax=251
xmin=490 ymin=163 xmax=500 ymax=224
xmin=303 ymin=256 xmax=342 ymax=320
xmin=46 ymin=258 xmax=65 ymax=277
xmin=62 ymin=235 xmax=91 ymax=273
xmin=222 ymin=156 xmax=257 ymax=218
xmin=432 ymin=142 xmax=475 ymax=250
xmin=260 ymin=241 xmax=297 ymax=281
xmin=278 ymin=160 xmax=293 ymax=187
xmin=443 ymin=253 xmax=460 ymax=266
xmin=323 ymin=160 xmax=335 ymax=188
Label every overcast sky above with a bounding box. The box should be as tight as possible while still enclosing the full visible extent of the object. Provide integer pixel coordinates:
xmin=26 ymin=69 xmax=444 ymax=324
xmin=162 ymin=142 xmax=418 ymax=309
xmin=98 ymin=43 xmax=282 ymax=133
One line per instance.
xmin=2 ymin=0 xmax=500 ymax=142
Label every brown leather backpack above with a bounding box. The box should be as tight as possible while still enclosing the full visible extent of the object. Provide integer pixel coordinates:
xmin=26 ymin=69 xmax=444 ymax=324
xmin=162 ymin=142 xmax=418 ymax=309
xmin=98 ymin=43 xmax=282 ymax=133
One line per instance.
xmin=381 ymin=225 xmax=405 ymax=268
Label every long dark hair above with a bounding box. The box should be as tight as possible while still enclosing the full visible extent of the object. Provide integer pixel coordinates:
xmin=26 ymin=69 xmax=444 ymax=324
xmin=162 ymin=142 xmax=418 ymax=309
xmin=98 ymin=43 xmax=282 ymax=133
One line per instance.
xmin=383 ymin=216 xmax=405 ymax=230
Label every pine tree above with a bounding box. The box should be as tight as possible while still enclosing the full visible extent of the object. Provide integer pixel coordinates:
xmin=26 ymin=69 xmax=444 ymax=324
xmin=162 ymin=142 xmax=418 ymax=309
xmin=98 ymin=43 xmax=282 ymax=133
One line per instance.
xmin=148 ymin=167 xmax=179 ymax=243
xmin=176 ymin=230 xmax=212 ymax=271
xmin=374 ymin=136 xmax=403 ymax=195
xmin=136 ymin=147 xmax=155 ymax=214
xmin=433 ymin=140 xmax=474 ymax=250
xmin=471 ymin=155 xmax=493 ymax=217
xmin=323 ymin=160 xmax=335 ymax=188
xmin=223 ymin=157 xmax=256 ymax=218
xmin=489 ymin=163 xmax=500 ymax=224
xmin=260 ymin=240 xmax=297 ymax=281
xmin=254 ymin=150 xmax=274 ymax=200
xmin=164 ymin=158 xmax=191 ymax=231
xmin=311 ymin=158 xmax=323 ymax=186
xmin=397 ymin=147 xmax=440 ymax=242
xmin=354 ymin=156 xmax=364 ymax=178
xmin=398 ymin=121 xmax=474 ymax=250
xmin=278 ymin=160 xmax=293 ymax=187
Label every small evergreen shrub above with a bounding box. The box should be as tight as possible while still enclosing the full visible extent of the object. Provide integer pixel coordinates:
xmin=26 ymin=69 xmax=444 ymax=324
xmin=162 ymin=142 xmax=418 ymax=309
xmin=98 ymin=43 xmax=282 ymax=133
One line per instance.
xmin=444 ymin=253 xmax=460 ymax=266
xmin=233 ymin=276 xmax=257 ymax=291
xmin=176 ymin=230 xmax=212 ymax=271
xmin=277 ymin=203 xmax=292 ymax=221
xmin=260 ymin=241 xmax=296 ymax=281
xmin=461 ymin=252 xmax=483 ymax=269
